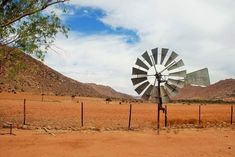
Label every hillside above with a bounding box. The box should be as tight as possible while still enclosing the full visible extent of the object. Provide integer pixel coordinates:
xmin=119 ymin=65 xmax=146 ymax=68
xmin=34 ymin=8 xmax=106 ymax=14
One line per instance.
xmin=87 ymin=83 xmax=131 ymax=99
xmin=0 ymin=48 xmax=132 ymax=99
xmin=176 ymin=79 xmax=235 ymax=101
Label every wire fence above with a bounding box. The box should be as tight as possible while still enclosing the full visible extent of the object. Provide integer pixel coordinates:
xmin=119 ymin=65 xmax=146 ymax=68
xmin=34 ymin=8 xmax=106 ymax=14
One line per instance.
xmin=0 ymin=97 xmax=234 ymax=130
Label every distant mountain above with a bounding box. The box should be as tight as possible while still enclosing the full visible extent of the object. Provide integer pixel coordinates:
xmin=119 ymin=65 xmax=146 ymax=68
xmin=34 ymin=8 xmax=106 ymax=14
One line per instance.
xmin=87 ymin=83 xmax=132 ymax=99
xmin=176 ymin=79 xmax=235 ymax=101
xmin=0 ymin=48 xmax=133 ymax=99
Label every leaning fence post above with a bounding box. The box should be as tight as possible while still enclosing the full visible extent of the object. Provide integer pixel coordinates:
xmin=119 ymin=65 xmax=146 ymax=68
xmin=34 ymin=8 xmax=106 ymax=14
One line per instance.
xmin=198 ymin=104 xmax=201 ymax=126
xmin=81 ymin=102 xmax=84 ymax=127
xmin=231 ymin=105 xmax=233 ymax=124
xmin=128 ymin=104 xmax=132 ymax=130
xmin=23 ymin=99 xmax=26 ymax=125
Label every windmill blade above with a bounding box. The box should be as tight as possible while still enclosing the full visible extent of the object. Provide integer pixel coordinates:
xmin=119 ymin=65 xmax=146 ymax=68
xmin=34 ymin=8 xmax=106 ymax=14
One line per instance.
xmin=160 ymin=86 xmax=167 ymax=97
xmin=168 ymin=78 xmax=185 ymax=88
xmin=149 ymin=77 xmax=157 ymax=100
xmin=162 ymin=95 xmax=170 ymax=103
xmin=131 ymin=77 xmax=147 ymax=85
xmin=142 ymin=85 xmax=153 ymax=100
xmin=160 ymin=86 xmax=170 ymax=103
xmin=135 ymin=58 xmax=149 ymax=70
xmin=160 ymin=48 xmax=168 ymax=64
xmin=167 ymin=59 xmax=184 ymax=71
xmin=135 ymin=81 xmax=150 ymax=94
xmin=142 ymin=51 xmax=153 ymax=66
xmin=149 ymin=86 xmax=159 ymax=102
xmin=151 ymin=48 xmax=158 ymax=65
xmin=165 ymin=51 xmax=178 ymax=67
xmin=165 ymin=83 xmax=179 ymax=97
xmin=150 ymin=86 xmax=170 ymax=103
xmin=147 ymin=77 xmax=159 ymax=102
xmin=169 ymin=70 xmax=186 ymax=78
xmin=132 ymin=67 xmax=147 ymax=75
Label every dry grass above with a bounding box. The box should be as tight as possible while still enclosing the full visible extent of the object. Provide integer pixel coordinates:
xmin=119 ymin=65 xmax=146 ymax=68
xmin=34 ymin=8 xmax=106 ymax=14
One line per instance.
xmin=0 ymin=92 xmax=234 ymax=130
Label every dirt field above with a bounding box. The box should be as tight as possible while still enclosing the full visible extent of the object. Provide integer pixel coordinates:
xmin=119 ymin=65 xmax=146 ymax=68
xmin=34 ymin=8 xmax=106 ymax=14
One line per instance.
xmin=0 ymin=92 xmax=235 ymax=157
xmin=0 ymin=128 xmax=235 ymax=157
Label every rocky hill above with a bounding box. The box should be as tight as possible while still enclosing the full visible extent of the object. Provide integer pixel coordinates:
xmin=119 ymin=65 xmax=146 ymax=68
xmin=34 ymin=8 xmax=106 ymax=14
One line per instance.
xmin=0 ymin=48 xmax=132 ymax=99
xmin=176 ymin=79 xmax=235 ymax=101
xmin=87 ymin=83 xmax=131 ymax=99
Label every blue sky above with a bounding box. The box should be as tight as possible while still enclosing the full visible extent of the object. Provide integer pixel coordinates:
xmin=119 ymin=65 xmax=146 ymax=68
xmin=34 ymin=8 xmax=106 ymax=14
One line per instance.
xmin=64 ymin=7 xmax=139 ymax=44
xmin=44 ymin=0 xmax=235 ymax=95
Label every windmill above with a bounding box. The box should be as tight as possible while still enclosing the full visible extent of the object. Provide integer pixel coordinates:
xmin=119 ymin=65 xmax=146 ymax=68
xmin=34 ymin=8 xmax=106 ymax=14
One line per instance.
xmin=131 ymin=47 xmax=187 ymax=129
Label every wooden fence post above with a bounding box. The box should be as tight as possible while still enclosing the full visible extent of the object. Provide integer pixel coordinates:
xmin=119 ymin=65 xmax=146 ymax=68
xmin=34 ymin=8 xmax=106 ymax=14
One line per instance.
xmin=41 ymin=94 xmax=44 ymax=102
xmin=199 ymin=104 xmax=201 ymax=126
xmin=231 ymin=105 xmax=233 ymax=124
xmin=165 ymin=105 xmax=168 ymax=127
xmin=23 ymin=99 xmax=26 ymax=125
xmin=128 ymin=104 xmax=132 ymax=130
xmin=81 ymin=102 xmax=84 ymax=127
xmin=10 ymin=123 xmax=12 ymax=134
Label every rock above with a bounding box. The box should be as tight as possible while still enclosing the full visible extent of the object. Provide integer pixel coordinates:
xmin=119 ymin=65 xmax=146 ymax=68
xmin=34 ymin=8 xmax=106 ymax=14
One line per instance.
xmin=27 ymin=126 xmax=35 ymax=130
xmin=71 ymin=127 xmax=78 ymax=131
xmin=55 ymin=126 xmax=61 ymax=130
xmin=105 ymin=128 xmax=112 ymax=131
xmin=21 ymin=125 xmax=28 ymax=129
xmin=42 ymin=127 xmax=55 ymax=136
xmin=47 ymin=126 xmax=52 ymax=130
xmin=2 ymin=123 xmax=11 ymax=128
xmin=90 ymin=127 xmax=100 ymax=131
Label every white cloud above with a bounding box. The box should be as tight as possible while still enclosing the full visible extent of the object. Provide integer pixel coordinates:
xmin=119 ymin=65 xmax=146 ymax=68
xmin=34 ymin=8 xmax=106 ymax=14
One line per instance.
xmin=45 ymin=32 xmax=139 ymax=95
xmin=45 ymin=0 xmax=235 ymax=95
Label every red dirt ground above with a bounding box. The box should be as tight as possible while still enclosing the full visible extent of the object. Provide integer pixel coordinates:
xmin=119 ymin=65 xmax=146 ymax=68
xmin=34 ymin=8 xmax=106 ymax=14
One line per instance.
xmin=0 ymin=128 xmax=234 ymax=157
xmin=0 ymin=92 xmax=235 ymax=157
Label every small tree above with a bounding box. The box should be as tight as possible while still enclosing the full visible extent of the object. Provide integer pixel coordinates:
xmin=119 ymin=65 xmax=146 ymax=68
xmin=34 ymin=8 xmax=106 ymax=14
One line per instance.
xmin=0 ymin=0 xmax=70 ymax=78
xmin=0 ymin=0 xmax=69 ymax=60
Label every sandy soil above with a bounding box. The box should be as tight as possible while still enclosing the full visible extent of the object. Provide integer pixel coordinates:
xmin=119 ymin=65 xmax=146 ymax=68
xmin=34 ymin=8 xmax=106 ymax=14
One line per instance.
xmin=0 ymin=128 xmax=234 ymax=157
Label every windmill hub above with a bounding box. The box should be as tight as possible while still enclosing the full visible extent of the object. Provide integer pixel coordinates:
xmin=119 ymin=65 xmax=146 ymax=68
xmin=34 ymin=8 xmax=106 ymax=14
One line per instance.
xmin=147 ymin=65 xmax=169 ymax=86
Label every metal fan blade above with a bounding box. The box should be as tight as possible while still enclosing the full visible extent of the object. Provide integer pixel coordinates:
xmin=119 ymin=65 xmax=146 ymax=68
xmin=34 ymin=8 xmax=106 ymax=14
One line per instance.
xmin=142 ymin=85 xmax=153 ymax=100
xmin=135 ymin=81 xmax=150 ymax=94
xmin=151 ymin=48 xmax=158 ymax=65
xmin=167 ymin=59 xmax=184 ymax=71
xmin=132 ymin=67 xmax=147 ymax=75
xmin=169 ymin=70 xmax=186 ymax=78
xmin=135 ymin=58 xmax=149 ymax=70
xmin=160 ymin=86 xmax=167 ymax=97
xmin=162 ymin=95 xmax=170 ymax=103
xmin=131 ymin=77 xmax=147 ymax=85
xmin=168 ymin=78 xmax=185 ymax=88
xmin=160 ymin=86 xmax=170 ymax=103
xmin=165 ymin=51 xmax=178 ymax=67
xmin=165 ymin=83 xmax=179 ymax=97
xmin=149 ymin=86 xmax=159 ymax=102
xmin=142 ymin=51 xmax=153 ymax=66
xmin=160 ymin=48 xmax=168 ymax=64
